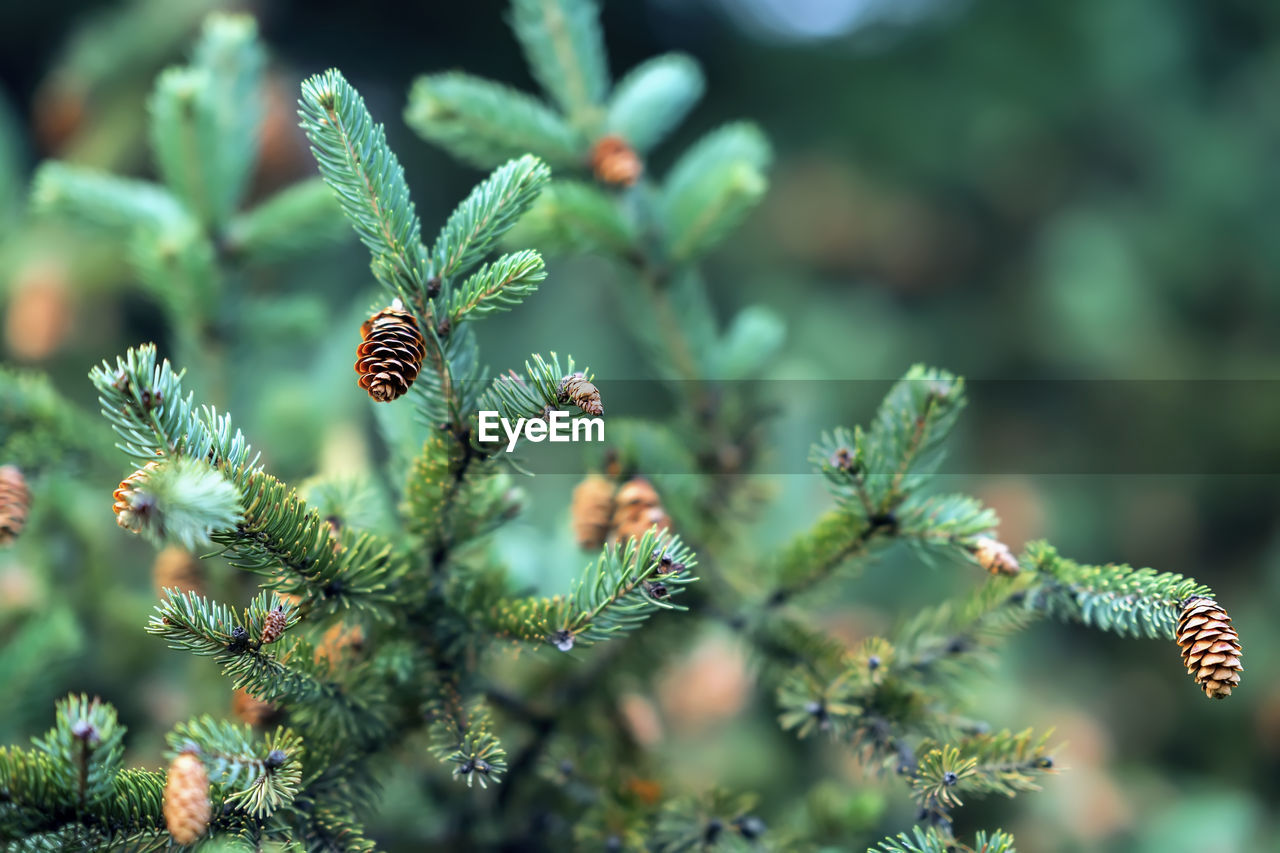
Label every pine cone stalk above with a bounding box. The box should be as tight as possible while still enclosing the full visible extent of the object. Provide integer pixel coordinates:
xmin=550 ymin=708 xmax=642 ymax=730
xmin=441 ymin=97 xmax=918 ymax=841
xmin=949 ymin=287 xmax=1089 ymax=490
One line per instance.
xmin=1176 ymin=596 xmax=1243 ymax=699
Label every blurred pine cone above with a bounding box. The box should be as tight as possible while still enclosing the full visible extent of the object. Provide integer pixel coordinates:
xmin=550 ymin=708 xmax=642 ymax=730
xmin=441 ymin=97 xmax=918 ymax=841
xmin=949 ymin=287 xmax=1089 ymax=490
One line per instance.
xmin=152 ymin=546 xmax=205 ymax=598
xmin=0 ymin=465 xmax=31 ymax=546
xmin=571 ymin=474 xmax=615 ymax=549
xmin=611 ymin=477 xmax=670 ymax=544
xmin=163 ymin=751 xmax=211 ymax=844
xmin=590 ymin=134 xmax=643 ymax=187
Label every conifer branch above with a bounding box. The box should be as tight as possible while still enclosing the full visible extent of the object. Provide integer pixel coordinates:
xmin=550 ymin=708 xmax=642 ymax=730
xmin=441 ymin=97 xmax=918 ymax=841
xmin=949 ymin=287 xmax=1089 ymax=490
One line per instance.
xmin=1023 ymin=541 xmax=1212 ymax=639
xmin=509 ymin=0 xmax=609 ymax=121
xmin=147 ymin=590 xmax=387 ymax=744
xmin=298 ymin=68 xmax=430 ymax=300
xmin=92 ymin=344 xmax=405 ymax=614
xmin=405 ymin=73 xmax=584 ymax=168
xmin=486 ymin=529 xmax=697 ymax=650
xmin=430 ymin=154 xmax=551 ymax=288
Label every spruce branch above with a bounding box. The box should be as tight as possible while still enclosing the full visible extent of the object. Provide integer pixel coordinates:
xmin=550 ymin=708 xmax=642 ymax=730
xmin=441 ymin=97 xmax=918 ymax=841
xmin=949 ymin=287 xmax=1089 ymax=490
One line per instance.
xmin=91 ymin=344 xmax=404 ymax=613
xmin=298 ymin=68 xmax=430 ymax=300
xmin=486 ymin=529 xmax=697 ymax=650
xmin=223 ymin=177 xmax=351 ymax=263
xmin=606 ymin=53 xmax=705 ymax=153
xmin=30 ymin=162 xmax=184 ymax=234
xmin=507 ymin=179 xmax=638 ymax=255
xmin=147 ymin=590 xmax=386 ymax=744
xmin=405 ymin=73 xmax=583 ymax=169
xmin=474 ymin=352 xmax=596 ymax=449
xmin=431 ymin=154 xmax=551 ymax=288
xmin=509 ymin=0 xmax=609 ymax=121
xmin=660 ymin=122 xmax=771 ymax=262
xmin=910 ymin=730 xmax=1056 ymax=812
xmin=148 ymin=13 xmax=264 ymax=229
xmin=446 ymin=248 xmax=547 ymax=323
xmin=426 ymin=696 xmax=509 ymax=788
xmin=166 ymin=719 xmax=303 ymax=817
xmin=871 ymin=827 xmax=1017 ymax=853
xmin=1023 ymin=541 xmax=1213 ymax=639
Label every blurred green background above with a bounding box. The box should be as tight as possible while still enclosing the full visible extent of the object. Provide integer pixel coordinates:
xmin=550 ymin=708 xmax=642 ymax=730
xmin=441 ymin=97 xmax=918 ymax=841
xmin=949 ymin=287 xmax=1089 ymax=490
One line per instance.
xmin=2 ymin=0 xmax=1279 ymax=850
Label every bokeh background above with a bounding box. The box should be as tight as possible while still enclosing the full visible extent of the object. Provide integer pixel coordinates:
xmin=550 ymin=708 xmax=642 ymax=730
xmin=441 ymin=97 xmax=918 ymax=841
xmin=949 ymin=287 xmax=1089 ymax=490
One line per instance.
xmin=2 ymin=0 xmax=1279 ymax=850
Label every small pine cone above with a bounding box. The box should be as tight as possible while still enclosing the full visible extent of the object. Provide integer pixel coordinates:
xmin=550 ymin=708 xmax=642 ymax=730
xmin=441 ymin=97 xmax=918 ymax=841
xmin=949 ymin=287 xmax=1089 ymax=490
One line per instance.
xmin=232 ymin=688 xmax=277 ymax=727
xmin=152 ymin=546 xmax=204 ymax=598
xmin=259 ymin=605 xmax=288 ymax=645
xmin=1176 ymin=596 xmax=1243 ymax=699
xmin=590 ymin=135 xmax=643 ymax=186
xmin=4 ymin=260 xmax=72 ymax=360
xmin=0 ymin=465 xmax=31 ymax=547
xmin=558 ymin=373 xmax=603 ymax=416
xmin=571 ymin=474 xmax=616 ymax=550
xmin=113 ymin=462 xmax=161 ymax=535
xmin=612 ymin=504 xmax=672 ymax=544
xmin=614 ymin=477 xmax=660 ymax=511
xmin=611 ymin=478 xmax=671 ymax=543
xmin=163 ymin=751 xmax=211 ymax=844
xmin=972 ymin=536 xmax=1020 ymax=576
xmin=354 ymin=303 xmax=425 ymax=403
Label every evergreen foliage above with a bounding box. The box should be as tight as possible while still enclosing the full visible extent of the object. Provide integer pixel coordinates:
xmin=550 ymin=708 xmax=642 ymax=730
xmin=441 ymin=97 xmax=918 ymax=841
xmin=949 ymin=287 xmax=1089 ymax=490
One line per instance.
xmin=0 ymin=1 xmax=1242 ymax=850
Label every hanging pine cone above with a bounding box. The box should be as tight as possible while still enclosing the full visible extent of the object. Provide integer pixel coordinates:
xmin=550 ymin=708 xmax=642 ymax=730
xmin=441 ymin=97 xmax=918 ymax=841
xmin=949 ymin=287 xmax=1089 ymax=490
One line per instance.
xmin=558 ymin=372 xmax=603 ymax=416
xmin=611 ymin=477 xmax=671 ymax=544
xmin=354 ymin=301 xmax=425 ymax=403
xmin=152 ymin=546 xmax=204 ymax=598
xmin=0 ymin=465 xmax=31 ymax=547
xmin=1176 ymin=596 xmax=1243 ymax=699
xmin=972 ymin=536 xmax=1020 ymax=576
xmin=590 ymin=134 xmax=644 ymax=186
xmin=163 ymin=750 xmax=211 ymax=844
xmin=260 ymin=605 xmax=288 ymax=645
xmin=571 ymin=474 xmax=616 ymax=549
xmin=112 ymin=462 xmax=160 ymax=535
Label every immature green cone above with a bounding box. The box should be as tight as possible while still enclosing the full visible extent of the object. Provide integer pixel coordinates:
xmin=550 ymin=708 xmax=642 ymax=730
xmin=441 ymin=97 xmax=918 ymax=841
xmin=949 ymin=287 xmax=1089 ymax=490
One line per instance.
xmin=163 ymin=750 xmax=211 ymax=844
xmin=0 ymin=465 xmax=31 ymax=546
xmin=355 ymin=301 xmax=425 ymax=402
xmin=1176 ymin=596 xmax=1242 ymax=699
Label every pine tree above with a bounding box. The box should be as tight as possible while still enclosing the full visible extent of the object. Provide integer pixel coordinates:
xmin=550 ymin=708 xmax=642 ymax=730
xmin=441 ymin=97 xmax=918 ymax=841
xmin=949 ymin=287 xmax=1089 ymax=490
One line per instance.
xmin=0 ymin=3 xmax=1241 ymax=851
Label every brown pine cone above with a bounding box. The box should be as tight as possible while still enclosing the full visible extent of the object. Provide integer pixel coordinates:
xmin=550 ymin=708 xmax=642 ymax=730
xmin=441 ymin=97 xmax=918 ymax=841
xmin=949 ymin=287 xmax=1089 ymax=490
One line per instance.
xmin=152 ymin=546 xmax=204 ymax=598
xmin=972 ymin=536 xmax=1020 ymax=576
xmin=163 ymin=750 xmax=211 ymax=844
xmin=259 ymin=605 xmax=288 ymax=645
xmin=0 ymin=465 xmax=31 ymax=547
xmin=1176 ymin=596 xmax=1243 ymax=699
xmin=232 ymin=688 xmax=278 ymax=727
xmin=590 ymin=134 xmax=643 ymax=186
xmin=354 ymin=303 xmax=425 ymax=402
xmin=558 ymin=372 xmax=603 ymax=416
xmin=611 ymin=477 xmax=670 ymax=544
xmin=571 ymin=474 xmax=615 ymax=550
